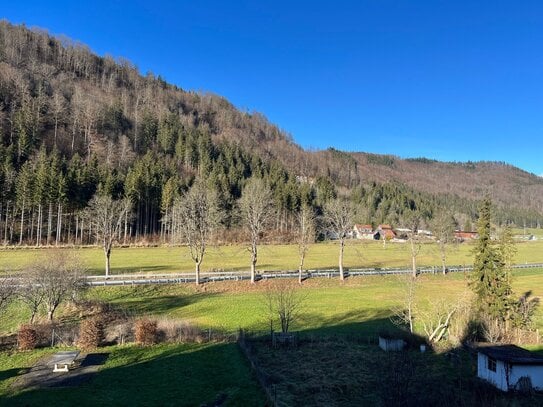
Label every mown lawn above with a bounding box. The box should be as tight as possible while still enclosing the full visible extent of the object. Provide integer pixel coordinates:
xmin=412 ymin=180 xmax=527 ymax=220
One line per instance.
xmin=1 ymin=239 xmax=543 ymax=275
xmin=0 ymin=343 xmax=265 ymax=407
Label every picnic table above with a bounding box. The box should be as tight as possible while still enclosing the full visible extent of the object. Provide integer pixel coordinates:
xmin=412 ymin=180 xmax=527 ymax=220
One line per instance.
xmin=50 ymin=351 xmax=80 ymax=372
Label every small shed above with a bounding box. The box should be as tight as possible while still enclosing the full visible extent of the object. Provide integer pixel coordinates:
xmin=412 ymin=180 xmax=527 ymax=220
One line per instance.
xmin=476 ymin=344 xmax=543 ymax=392
xmin=379 ymin=336 xmax=406 ymax=352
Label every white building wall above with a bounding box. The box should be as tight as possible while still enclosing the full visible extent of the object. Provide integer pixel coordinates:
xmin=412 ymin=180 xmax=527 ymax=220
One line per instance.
xmin=477 ymin=353 xmax=508 ymax=391
xmin=478 ymin=353 xmax=543 ymax=391
xmin=509 ymin=364 xmax=543 ymax=391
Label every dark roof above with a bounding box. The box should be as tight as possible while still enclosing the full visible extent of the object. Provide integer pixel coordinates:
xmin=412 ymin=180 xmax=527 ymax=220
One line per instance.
xmin=477 ymin=344 xmax=543 ymax=365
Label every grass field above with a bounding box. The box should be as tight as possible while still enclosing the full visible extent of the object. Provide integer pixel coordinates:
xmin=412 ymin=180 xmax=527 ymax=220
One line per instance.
xmin=514 ymin=227 xmax=543 ymax=238
xmin=0 ymin=343 xmax=265 ymax=406
xmin=1 ymin=240 xmax=542 ymax=405
xmin=1 ymin=239 xmax=543 ymax=275
xmin=2 ymin=268 xmax=542 ymax=336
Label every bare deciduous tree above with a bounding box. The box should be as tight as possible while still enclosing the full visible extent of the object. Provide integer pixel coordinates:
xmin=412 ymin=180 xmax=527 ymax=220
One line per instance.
xmin=239 ymin=177 xmax=274 ymax=284
xmin=20 ymin=251 xmax=85 ymax=322
xmin=171 ymin=180 xmax=222 ymax=285
xmin=323 ymin=198 xmax=354 ymax=280
xmin=85 ymin=193 xmax=132 ymax=278
xmin=404 ymin=215 xmax=422 ymax=277
xmin=296 ymin=204 xmax=315 ymax=284
xmin=0 ymin=275 xmax=16 ymax=313
xmin=264 ymin=281 xmax=304 ymax=334
xmin=51 ymin=90 xmax=65 ymax=147
xmin=34 ymin=250 xmax=85 ymax=321
xmin=391 ymin=275 xmax=418 ymax=333
xmin=419 ymin=299 xmax=462 ymax=343
xmin=19 ymin=271 xmax=46 ymax=324
xmin=432 ymin=212 xmax=457 ymax=274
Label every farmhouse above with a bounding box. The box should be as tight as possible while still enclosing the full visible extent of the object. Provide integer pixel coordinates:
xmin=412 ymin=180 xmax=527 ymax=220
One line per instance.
xmin=353 ymin=224 xmax=377 ymax=240
xmin=454 ymin=230 xmax=479 ymax=241
xmin=376 ymin=224 xmax=396 ymax=240
xmin=476 ymin=344 xmax=543 ymax=392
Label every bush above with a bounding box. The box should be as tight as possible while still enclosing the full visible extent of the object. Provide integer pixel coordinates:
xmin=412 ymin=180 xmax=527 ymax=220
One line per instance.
xmin=135 ymin=318 xmax=157 ymax=345
xmin=78 ymin=316 xmax=105 ymax=350
xmin=155 ymin=317 xmax=205 ymax=343
xmin=18 ymin=324 xmax=39 ymax=350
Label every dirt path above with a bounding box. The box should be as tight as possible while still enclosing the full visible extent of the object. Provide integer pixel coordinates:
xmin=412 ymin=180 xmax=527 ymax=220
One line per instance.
xmin=12 ymin=352 xmax=109 ymax=390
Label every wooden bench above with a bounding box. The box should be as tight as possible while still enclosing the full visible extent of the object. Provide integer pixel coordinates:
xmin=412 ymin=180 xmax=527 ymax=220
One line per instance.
xmin=51 ymin=351 xmax=80 ymax=373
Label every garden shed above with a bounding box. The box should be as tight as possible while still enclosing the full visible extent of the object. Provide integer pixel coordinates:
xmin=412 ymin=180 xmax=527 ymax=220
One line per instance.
xmin=476 ymin=344 xmax=543 ymax=392
xmin=378 ymin=335 xmax=406 ymax=352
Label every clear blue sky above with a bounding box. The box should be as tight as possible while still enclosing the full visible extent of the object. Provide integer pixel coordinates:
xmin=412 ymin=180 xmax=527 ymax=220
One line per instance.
xmin=4 ymin=1 xmax=543 ymax=175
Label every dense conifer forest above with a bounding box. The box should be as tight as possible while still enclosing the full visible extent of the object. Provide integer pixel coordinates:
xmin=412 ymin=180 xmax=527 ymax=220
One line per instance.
xmin=0 ymin=21 xmax=541 ymax=245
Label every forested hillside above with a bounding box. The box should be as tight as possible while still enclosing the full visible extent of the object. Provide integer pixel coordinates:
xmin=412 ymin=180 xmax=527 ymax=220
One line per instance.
xmin=0 ymin=21 xmax=541 ymax=246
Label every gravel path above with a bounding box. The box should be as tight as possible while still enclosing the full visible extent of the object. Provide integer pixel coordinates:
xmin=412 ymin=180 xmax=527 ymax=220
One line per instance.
xmin=12 ymin=352 xmax=109 ymax=390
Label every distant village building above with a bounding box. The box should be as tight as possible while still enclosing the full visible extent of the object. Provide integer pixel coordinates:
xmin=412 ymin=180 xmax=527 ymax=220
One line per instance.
xmin=353 ymin=224 xmax=377 ymax=240
xmin=376 ymin=225 xmax=396 ymax=240
xmin=454 ymin=230 xmax=479 ymax=242
xmin=477 ymin=344 xmax=543 ymax=392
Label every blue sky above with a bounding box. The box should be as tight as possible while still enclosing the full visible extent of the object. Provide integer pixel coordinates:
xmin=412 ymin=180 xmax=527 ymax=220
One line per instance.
xmin=4 ymin=1 xmax=543 ymax=175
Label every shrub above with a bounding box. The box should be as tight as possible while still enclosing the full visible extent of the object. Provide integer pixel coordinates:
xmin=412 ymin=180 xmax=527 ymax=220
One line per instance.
xmin=18 ymin=324 xmax=39 ymax=350
xmin=135 ymin=318 xmax=157 ymax=345
xmin=155 ymin=317 xmax=205 ymax=343
xmin=78 ymin=316 xmax=105 ymax=350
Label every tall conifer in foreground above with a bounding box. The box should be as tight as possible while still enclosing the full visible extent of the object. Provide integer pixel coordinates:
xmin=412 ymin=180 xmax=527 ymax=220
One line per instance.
xmin=470 ymin=198 xmax=512 ymax=325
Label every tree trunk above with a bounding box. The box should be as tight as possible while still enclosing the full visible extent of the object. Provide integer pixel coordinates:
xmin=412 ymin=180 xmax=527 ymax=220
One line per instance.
xmin=250 ymin=241 xmax=257 ymax=284
xmin=19 ymin=200 xmax=24 ymax=245
xmin=105 ymin=247 xmax=111 ymax=278
xmin=47 ymin=202 xmax=53 ymax=245
xmin=54 ymin=116 xmax=58 ymax=147
xmin=36 ymin=204 xmax=42 ymax=247
xmin=339 ymin=238 xmax=345 ymax=280
xmin=298 ymin=252 xmax=305 ymax=284
xmin=410 ymin=238 xmax=417 ymax=277
xmin=56 ymin=203 xmax=62 ymax=245
xmin=124 ymin=210 xmax=128 ymax=245
xmin=441 ymin=248 xmax=447 ymax=275
xmin=195 ymin=260 xmax=201 ymax=285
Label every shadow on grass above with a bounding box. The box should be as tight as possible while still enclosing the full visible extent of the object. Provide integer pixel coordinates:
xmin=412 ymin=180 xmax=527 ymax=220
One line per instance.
xmin=4 ymin=343 xmax=266 ymax=407
xmin=242 ymin=318 xmax=543 ymax=407
xmin=0 ymin=368 xmax=28 ymax=383
xmin=4 ymin=313 xmax=543 ymax=407
xmin=94 ymin=285 xmax=221 ymax=316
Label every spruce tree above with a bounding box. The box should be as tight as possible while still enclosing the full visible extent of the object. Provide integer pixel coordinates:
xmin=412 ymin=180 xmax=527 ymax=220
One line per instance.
xmin=470 ymin=198 xmax=512 ymax=323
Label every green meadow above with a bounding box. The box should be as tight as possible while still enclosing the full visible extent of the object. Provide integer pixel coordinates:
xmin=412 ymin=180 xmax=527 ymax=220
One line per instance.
xmin=1 ymin=239 xmax=542 ymax=275
xmin=1 ymin=240 xmax=542 ymax=405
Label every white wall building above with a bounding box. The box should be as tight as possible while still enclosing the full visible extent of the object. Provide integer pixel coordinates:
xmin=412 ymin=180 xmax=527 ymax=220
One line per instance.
xmin=477 ymin=344 xmax=543 ymax=392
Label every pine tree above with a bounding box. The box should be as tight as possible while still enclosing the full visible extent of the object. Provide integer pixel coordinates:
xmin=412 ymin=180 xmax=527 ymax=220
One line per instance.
xmin=470 ymin=198 xmax=512 ymax=323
